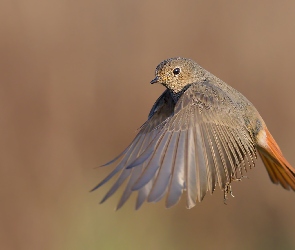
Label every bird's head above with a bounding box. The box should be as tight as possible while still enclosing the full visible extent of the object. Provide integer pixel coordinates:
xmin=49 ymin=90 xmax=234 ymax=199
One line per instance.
xmin=150 ymin=57 xmax=204 ymax=93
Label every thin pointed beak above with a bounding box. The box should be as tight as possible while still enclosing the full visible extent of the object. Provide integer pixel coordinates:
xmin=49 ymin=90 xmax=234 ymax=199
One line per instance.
xmin=150 ymin=76 xmax=159 ymax=84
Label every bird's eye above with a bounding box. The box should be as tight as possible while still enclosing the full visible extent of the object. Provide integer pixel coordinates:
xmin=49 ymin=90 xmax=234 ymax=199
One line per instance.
xmin=173 ymin=68 xmax=180 ymax=75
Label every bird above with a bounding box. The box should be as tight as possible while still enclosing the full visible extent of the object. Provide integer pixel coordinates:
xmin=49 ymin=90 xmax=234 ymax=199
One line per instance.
xmin=92 ymin=57 xmax=295 ymax=210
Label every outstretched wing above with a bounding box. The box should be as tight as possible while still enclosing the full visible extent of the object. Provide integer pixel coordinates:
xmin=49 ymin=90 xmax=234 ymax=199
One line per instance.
xmin=94 ymin=81 xmax=256 ymax=209
xmin=91 ymin=90 xmax=175 ymax=207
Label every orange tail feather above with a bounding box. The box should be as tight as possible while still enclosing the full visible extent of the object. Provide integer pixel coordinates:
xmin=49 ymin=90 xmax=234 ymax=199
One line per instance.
xmin=257 ymin=127 xmax=295 ymax=191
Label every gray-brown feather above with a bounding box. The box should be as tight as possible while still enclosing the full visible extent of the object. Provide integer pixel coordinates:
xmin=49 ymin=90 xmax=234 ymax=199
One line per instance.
xmin=94 ymin=74 xmax=257 ymax=209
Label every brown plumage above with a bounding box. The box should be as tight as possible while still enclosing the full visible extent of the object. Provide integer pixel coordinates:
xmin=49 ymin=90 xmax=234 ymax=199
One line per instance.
xmin=92 ymin=57 xmax=295 ymax=209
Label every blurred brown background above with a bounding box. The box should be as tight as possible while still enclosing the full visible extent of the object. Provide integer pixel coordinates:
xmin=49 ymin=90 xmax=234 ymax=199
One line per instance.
xmin=1 ymin=1 xmax=295 ymax=250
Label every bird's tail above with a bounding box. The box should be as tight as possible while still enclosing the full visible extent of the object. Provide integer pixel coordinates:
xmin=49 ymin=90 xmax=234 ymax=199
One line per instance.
xmin=257 ymin=127 xmax=295 ymax=191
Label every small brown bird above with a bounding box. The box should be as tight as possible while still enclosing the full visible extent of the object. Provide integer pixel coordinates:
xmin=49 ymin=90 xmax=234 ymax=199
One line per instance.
xmin=92 ymin=57 xmax=295 ymax=209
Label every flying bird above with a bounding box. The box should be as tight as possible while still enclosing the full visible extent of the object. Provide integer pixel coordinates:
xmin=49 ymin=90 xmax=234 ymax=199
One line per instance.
xmin=92 ymin=57 xmax=295 ymax=210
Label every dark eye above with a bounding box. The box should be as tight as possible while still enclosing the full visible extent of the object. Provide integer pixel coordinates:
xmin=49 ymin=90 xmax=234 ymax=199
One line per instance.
xmin=173 ymin=67 xmax=180 ymax=75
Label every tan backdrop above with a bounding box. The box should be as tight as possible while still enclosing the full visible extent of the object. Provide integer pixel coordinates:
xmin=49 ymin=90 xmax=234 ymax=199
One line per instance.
xmin=1 ymin=1 xmax=295 ymax=250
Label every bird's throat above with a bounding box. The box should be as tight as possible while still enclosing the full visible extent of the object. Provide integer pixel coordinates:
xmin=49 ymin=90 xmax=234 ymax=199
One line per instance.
xmin=168 ymin=85 xmax=191 ymax=103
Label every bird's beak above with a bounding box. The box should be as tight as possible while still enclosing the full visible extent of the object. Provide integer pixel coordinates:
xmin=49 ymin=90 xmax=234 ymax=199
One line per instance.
xmin=150 ymin=76 xmax=160 ymax=84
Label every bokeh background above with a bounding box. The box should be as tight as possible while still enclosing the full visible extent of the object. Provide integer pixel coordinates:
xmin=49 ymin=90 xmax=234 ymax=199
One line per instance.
xmin=1 ymin=1 xmax=295 ymax=249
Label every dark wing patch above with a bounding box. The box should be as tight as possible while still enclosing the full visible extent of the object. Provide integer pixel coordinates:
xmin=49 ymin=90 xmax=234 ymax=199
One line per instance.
xmin=94 ymin=82 xmax=256 ymax=209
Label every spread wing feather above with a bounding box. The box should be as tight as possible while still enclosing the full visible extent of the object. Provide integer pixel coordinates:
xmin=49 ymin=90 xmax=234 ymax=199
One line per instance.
xmin=93 ymin=81 xmax=256 ymax=209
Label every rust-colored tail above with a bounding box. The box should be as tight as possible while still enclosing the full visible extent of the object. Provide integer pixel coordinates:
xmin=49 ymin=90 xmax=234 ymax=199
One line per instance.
xmin=257 ymin=128 xmax=295 ymax=191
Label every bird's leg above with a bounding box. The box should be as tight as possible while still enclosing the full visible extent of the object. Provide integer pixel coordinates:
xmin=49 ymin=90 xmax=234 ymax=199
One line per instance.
xmin=224 ymin=175 xmax=249 ymax=204
xmin=223 ymin=183 xmax=234 ymax=205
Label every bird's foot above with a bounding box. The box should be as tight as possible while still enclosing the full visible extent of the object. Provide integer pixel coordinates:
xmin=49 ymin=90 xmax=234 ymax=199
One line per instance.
xmin=232 ymin=175 xmax=248 ymax=182
xmin=223 ymin=183 xmax=234 ymax=205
